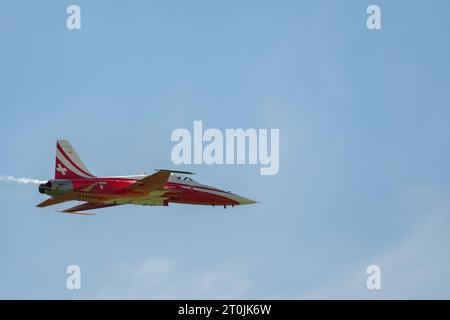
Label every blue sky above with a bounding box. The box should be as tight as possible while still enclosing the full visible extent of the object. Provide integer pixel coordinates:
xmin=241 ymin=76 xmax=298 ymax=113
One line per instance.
xmin=1 ymin=0 xmax=450 ymax=299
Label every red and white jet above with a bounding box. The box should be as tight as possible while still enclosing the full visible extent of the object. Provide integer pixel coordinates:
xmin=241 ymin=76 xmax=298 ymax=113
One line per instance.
xmin=37 ymin=140 xmax=256 ymax=214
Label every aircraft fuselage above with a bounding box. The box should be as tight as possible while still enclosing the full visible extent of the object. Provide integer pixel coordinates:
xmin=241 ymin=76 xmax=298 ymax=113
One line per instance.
xmin=39 ymin=175 xmax=255 ymax=207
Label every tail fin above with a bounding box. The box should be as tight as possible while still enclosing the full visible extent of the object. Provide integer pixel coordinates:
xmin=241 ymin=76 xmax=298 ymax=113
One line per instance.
xmin=55 ymin=140 xmax=95 ymax=179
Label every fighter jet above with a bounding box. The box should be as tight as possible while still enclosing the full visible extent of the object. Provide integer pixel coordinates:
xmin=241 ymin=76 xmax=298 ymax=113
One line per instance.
xmin=37 ymin=140 xmax=256 ymax=214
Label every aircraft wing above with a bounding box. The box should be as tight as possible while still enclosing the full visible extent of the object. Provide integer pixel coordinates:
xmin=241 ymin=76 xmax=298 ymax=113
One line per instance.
xmin=60 ymin=202 xmax=120 ymax=214
xmin=123 ymin=169 xmax=193 ymax=193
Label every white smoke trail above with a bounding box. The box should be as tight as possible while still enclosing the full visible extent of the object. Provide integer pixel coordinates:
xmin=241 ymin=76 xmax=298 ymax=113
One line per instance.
xmin=0 ymin=175 xmax=47 ymax=185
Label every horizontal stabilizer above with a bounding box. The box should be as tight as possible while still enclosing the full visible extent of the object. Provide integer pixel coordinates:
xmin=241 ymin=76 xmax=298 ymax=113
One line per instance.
xmin=36 ymin=197 xmax=71 ymax=208
xmin=61 ymin=202 xmax=119 ymax=213
xmin=56 ymin=210 xmax=96 ymax=215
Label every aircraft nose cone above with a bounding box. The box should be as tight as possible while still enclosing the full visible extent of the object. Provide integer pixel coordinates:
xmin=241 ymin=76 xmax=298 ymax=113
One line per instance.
xmin=238 ymin=196 xmax=257 ymax=205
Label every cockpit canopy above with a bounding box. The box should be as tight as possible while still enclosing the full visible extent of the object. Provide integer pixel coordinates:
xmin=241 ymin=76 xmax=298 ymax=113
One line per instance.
xmin=171 ymin=174 xmax=198 ymax=184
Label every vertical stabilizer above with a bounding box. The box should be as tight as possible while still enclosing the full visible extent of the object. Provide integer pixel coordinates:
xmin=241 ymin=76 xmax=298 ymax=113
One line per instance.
xmin=55 ymin=140 xmax=95 ymax=179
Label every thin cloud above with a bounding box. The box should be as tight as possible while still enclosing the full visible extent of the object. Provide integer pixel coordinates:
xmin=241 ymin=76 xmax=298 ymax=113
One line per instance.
xmin=94 ymin=258 xmax=251 ymax=299
xmin=305 ymin=186 xmax=450 ymax=299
